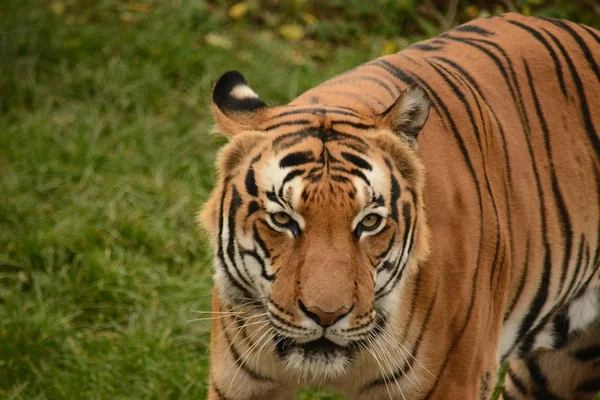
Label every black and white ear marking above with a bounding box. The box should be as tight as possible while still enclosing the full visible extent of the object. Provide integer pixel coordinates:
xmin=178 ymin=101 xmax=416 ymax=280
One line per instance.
xmin=379 ymin=85 xmax=431 ymax=146
xmin=211 ymin=71 xmax=269 ymax=137
xmin=212 ymin=71 xmax=267 ymax=113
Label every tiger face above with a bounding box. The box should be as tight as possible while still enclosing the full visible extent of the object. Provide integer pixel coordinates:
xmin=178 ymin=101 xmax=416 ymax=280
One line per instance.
xmin=201 ymin=71 xmax=431 ymax=380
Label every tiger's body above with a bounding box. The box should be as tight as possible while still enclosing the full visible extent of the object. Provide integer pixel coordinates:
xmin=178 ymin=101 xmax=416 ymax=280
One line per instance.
xmin=200 ymin=13 xmax=600 ymax=400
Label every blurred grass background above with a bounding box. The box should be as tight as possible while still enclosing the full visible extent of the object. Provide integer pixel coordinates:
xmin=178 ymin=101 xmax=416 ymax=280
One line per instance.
xmin=1 ymin=0 xmax=598 ymax=399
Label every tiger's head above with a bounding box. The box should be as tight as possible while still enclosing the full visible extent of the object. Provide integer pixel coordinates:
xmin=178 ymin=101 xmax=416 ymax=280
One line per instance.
xmin=200 ymin=71 xmax=431 ymax=380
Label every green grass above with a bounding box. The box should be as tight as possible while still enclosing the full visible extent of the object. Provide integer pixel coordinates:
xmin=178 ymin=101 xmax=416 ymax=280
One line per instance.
xmin=1 ymin=1 xmax=598 ymax=399
xmin=0 ymin=1 xmax=370 ymax=398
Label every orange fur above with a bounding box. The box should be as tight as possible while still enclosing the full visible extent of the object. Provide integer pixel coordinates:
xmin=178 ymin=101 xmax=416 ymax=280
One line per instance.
xmin=200 ymin=14 xmax=600 ymax=400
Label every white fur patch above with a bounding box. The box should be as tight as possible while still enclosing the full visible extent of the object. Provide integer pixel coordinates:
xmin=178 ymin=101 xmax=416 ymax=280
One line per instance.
xmin=568 ymin=288 xmax=600 ymax=333
xmin=533 ymin=330 xmax=554 ymax=350
xmin=282 ymin=350 xmax=351 ymax=382
xmin=230 ymin=84 xmax=259 ymax=99
xmin=363 ymin=161 xmax=389 ymax=195
xmin=498 ymin=319 xmax=520 ymax=361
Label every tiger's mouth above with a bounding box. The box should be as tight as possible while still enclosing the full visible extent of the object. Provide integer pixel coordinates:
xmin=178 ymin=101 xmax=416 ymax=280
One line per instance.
xmin=274 ymin=335 xmax=355 ymax=380
xmin=275 ymin=336 xmax=351 ymax=357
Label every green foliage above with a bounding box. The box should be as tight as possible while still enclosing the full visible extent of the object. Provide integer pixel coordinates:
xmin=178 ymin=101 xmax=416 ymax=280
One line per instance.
xmin=0 ymin=0 xmax=598 ymax=399
xmin=210 ymin=0 xmax=599 ymax=47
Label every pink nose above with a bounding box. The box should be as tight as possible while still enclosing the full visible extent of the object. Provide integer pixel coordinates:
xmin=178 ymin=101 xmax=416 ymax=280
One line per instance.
xmin=299 ymin=300 xmax=353 ymax=328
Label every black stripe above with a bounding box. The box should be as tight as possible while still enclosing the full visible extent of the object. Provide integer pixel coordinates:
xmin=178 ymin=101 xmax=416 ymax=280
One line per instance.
xmin=328 ymin=129 xmax=369 ymax=147
xmin=501 ymin=390 xmax=516 ymax=400
xmin=269 ymin=298 xmax=294 ymax=317
xmin=579 ymin=23 xmax=600 ymax=45
xmin=507 ymin=368 xmax=528 ymax=395
xmin=370 ymin=58 xmax=442 ymax=120
xmin=325 ymin=89 xmax=388 ymax=109
xmin=341 ymin=151 xmax=372 ymax=170
xmin=349 ymin=168 xmax=371 ymax=186
xmin=503 ymin=58 xmax=552 ymax=358
xmin=505 ymin=19 xmax=568 ymax=98
xmin=374 ymin=204 xmax=414 ymax=299
xmin=265 ymin=190 xmax=285 ymax=208
xmin=480 ymin=371 xmax=491 ymax=400
xmin=245 ymin=169 xmax=258 ymax=197
xmin=247 ymin=200 xmax=259 ymax=216
xmin=594 ymin=166 xmax=600 ymax=269
xmin=542 ymin=28 xmax=600 ymax=159
xmin=440 ymin=35 xmax=530 ymax=143
xmin=264 ymin=119 xmax=312 ymax=132
xmin=525 ymin=358 xmax=559 ymax=400
xmin=378 ymin=260 xmax=393 ymax=271
xmin=573 ymin=345 xmax=600 ymax=362
xmin=399 ymin=268 xmax=422 ymax=343
xmin=575 ymin=259 xmax=600 ymax=300
xmin=217 ymin=182 xmax=254 ymax=299
xmin=385 ymin=159 xmax=401 ymax=223
xmin=401 ymin=56 xmax=491 ymax=400
xmin=552 ymin=310 xmax=570 ymax=349
xmin=330 ymin=174 xmax=350 ymax=183
xmin=523 ymin=59 xmax=573 ymax=297
xmin=272 ymin=107 xmax=361 ymax=119
xmin=240 ymin=249 xmax=275 ymax=282
xmin=211 ymin=379 xmax=231 ymax=400
xmin=271 ymin=127 xmax=321 ymax=149
xmin=222 ymin=318 xmax=274 ymax=382
xmin=576 ymin=379 xmax=600 ymax=393
xmin=454 ymin=24 xmax=494 ymax=36
xmin=323 ymin=75 xmax=398 ymax=99
xmin=268 ymin=307 xmax=307 ymax=331
xmin=563 ymin=235 xmax=586 ymax=303
xmin=245 ymin=154 xmax=261 ymax=197
xmin=431 ymin=55 xmax=517 ymax=302
xmin=279 ymin=151 xmax=314 ymax=168
xmin=503 ymin=237 xmax=530 ymax=324
xmin=426 ymin=59 xmax=502 ymax=290
xmin=340 ymin=140 xmax=370 ymax=154
xmin=375 ymin=233 xmax=397 ymax=263
xmin=281 ymin=169 xmax=304 ymax=186
xmin=410 ymin=43 xmax=444 ymax=52
xmin=252 ymin=225 xmax=271 ymax=259
xmin=227 ymin=186 xmax=255 ymax=290
xmin=232 ymin=313 xmax=251 ymax=342
xmin=548 ymin=19 xmax=599 ymax=81
xmin=331 ymin=120 xmax=375 ymax=130
xmin=573 ymin=241 xmax=591 ymax=299
xmin=374 ymin=58 xmax=485 ymax=400
xmin=272 ymin=126 xmax=370 ymax=151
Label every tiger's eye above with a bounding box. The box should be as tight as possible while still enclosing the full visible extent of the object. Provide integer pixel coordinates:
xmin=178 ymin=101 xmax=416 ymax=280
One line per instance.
xmin=360 ymin=214 xmax=381 ymax=230
xmin=272 ymin=212 xmax=291 ymax=226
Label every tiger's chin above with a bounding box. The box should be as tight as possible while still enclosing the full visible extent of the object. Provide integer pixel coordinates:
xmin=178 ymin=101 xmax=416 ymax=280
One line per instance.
xmin=275 ymin=336 xmax=354 ymax=381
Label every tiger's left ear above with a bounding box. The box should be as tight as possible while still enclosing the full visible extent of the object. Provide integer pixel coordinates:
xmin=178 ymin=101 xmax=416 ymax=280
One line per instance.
xmin=211 ymin=71 xmax=268 ymax=138
xmin=378 ymin=85 xmax=430 ymax=147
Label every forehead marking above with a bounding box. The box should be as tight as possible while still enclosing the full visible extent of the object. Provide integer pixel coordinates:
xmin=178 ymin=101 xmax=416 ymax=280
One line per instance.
xmin=279 ymin=151 xmax=315 ymax=168
xmin=341 ymin=151 xmax=373 ymax=171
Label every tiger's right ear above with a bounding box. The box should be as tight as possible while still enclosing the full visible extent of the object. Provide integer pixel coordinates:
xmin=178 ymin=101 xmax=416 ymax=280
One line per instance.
xmin=377 ymin=85 xmax=430 ymax=148
xmin=211 ymin=71 xmax=268 ymax=138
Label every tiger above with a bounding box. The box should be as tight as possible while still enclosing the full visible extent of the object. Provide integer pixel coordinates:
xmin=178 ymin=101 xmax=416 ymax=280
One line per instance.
xmin=199 ymin=13 xmax=600 ymax=400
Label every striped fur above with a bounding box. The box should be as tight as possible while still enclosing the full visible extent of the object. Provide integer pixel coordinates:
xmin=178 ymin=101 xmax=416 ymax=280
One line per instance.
xmin=200 ymin=13 xmax=600 ymax=400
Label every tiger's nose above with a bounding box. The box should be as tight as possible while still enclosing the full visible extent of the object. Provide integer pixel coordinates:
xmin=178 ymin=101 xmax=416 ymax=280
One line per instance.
xmin=298 ymin=300 xmax=353 ymax=328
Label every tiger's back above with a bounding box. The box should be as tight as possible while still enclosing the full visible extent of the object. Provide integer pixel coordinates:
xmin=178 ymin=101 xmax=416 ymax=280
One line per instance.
xmin=202 ymin=13 xmax=600 ymax=400
xmin=295 ymin=10 xmax=600 ymax=363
